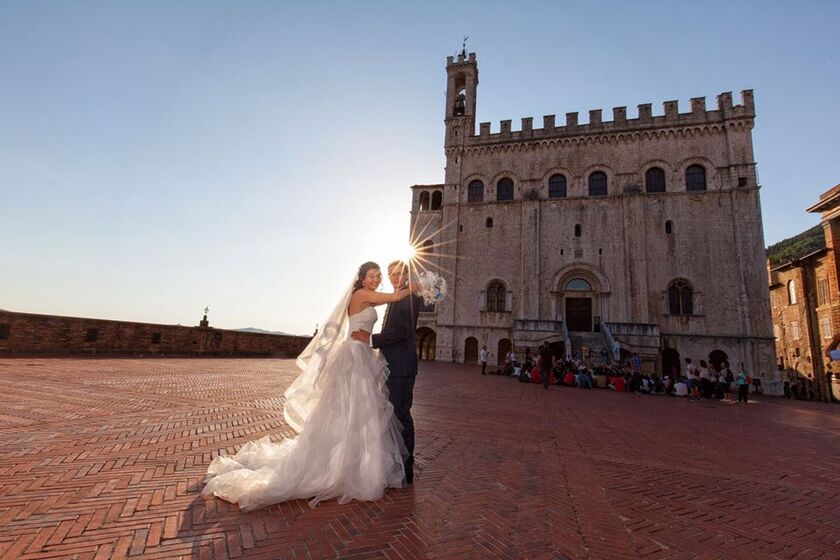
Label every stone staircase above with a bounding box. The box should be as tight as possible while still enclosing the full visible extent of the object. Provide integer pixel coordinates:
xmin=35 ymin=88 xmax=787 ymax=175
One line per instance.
xmin=569 ymin=331 xmax=611 ymax=363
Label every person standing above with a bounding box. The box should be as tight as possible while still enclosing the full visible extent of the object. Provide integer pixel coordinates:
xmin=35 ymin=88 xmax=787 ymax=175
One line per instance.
xmin=479 ymin=345 xmax=489 ymax=375
xmin=537 ymin=343 xmax=555 ymax=389
xmin=736 ymin=367 xmax=749 ymax=404
xmin=685 ymin=358 xmax=699 ymax=401
xmin=719 ymin=361 xmax=734 ymax=404
xmin=698 ymin=360 xmax=712 ymax=400
xmin=360 ymin=260 xmax=423 ymax=484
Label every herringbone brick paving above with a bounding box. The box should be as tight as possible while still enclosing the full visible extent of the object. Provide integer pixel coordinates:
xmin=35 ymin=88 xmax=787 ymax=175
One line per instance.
xmin=0 ymin=359 xmax=838 ymax=559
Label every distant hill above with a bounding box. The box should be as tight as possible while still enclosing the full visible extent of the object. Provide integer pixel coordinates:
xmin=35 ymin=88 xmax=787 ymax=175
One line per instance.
xmin=236 ymin=327 xmax=291 ymax=336
xmin=767 ymin=224 xmax=826 ymax=264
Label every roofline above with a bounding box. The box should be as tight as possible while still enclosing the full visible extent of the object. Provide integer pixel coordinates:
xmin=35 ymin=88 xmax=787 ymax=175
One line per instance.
xmin=807 ymin=184 xmax=840 ymax=213
xmin=768 ymin=247 xmax=829 ymax=271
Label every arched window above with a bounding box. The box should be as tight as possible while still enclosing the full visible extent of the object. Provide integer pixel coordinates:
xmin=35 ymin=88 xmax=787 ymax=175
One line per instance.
xmin=418 ymin=191 xmax=430 ymax=211
xmin=548 ymin=174 xmax=567 ymax=198
xmin=668 ymin=280 xmax=694 ymax=315
xmin=497 ymin=178 xmax=514 ymax=201
xmin=665 ymin=220 xmax=673 ymax=234
xmin=468 ymin=180 xmax=484 ymax=203
xmin=486 ymin=280 xmax=507 ymax=312
xmin=431 ymin=190 xmax=442 ymax=210
xmin=788 ymin=280 xmax=797 ymax=305
xmin=685 ymin=165 xmax=707 ymax=191
xmin=422 ymin=239 xmax=433 ymax=255
xmin=588 ymin=172 xmax=608 ymax=196
xmin=645 ymin=167 xmax=666 ymax=193
xmin=454 ymin=88 xmax=466 ymax=117
xmin=574 ymin=224 xmax=581 ymax=237
xmin=565 ymin=278 xmax=592 ymax=291
xmin=485 ymin=217 xmax=493 ymax=228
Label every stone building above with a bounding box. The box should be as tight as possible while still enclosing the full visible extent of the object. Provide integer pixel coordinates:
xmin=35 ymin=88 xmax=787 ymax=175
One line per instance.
xmin=410 ymin=52 xmax=775 ymax=378
xmin=768 ymin=184 xmax=840 ymax=401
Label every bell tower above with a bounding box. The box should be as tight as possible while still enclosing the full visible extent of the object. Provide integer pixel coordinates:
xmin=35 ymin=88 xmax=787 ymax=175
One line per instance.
xmin=444 ymin=50 xmax=478 ymax=149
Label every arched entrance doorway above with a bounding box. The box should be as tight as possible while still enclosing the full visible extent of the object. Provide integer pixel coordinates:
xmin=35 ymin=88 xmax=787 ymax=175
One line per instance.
xmin=709 ymin=349 xmax=728 ymax=371
xmin=416 ymin=327 xmax=436 ymax=360
xmin=497 ymin=338 xmax=511 ymax=366
xmin=464 ymin=337 xmax=479 ymax=363
xmin=564 ymin=278 xmax=594 ymax=332
xmin=662 ymin=348 xmax=681 ymax=377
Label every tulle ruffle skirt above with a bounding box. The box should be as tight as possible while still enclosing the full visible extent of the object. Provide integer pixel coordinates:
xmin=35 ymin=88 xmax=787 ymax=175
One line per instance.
xmin=202 ymin=341 xmax=406 ymax=510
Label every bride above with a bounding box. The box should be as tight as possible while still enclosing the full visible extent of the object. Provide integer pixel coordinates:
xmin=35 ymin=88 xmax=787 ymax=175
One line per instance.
xmin=201 ymin=261 xmax=416 ymax=510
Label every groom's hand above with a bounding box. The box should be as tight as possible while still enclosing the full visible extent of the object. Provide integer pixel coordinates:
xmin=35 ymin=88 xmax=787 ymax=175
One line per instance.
xmin=351 ymin=330 xmax=371 ymax=343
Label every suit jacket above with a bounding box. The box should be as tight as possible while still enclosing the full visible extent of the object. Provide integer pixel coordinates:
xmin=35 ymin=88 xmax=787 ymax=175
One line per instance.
xmin=372 ymin=294 xmax=422 ymax=377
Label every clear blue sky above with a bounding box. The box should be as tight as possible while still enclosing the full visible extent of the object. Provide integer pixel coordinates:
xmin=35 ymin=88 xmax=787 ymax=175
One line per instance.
xmin=2 ymin=1 xmax=838 ymax=334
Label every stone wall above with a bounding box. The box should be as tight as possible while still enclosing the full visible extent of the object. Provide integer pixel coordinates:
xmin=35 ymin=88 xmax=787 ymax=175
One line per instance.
xmin=0 ymin=310 xmax=311 ymax=357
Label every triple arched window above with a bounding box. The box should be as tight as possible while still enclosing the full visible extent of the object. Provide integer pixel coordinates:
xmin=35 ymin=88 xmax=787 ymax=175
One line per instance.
xmin=668 ymin=280 xmax=694 ymax=315
xmin=486 ymin=280 xmax=507 ymax=312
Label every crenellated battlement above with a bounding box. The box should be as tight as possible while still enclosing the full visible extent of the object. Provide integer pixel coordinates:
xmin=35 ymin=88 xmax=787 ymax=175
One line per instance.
xmin=446 ymin=51 xmax=477 ymax=67
xmin=471 ymin=90 xmax=755 ymax=143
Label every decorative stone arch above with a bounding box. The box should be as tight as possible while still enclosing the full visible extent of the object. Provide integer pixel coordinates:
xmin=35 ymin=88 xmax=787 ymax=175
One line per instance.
xmin=418 ymin=191 xmax=430 ymax=211
xmin=550 ymin=264 xmax=612 ymax=330
xmin=464 ymin=336 xmax=479 ymax=363
xmin=662 ymin=347 xmax=681 ymax=376
xmin=431 ymin=190 xmax=443 ymax=210
xmin=708 ymin=349 xmax=729 ymax=371
xmin=551 ymin=263 xmax=611 ymax=295
xmin=463 ymin=173 xmax=489 ymax=204
xmin=638 ymin=159 xmax=675 ymax=193
xmin=490 ymin=170 xmax=523 ymax=202
xmin=416 ymin=327 xmax=436 ymax=360
xmin=581 ymin=164 xmax=616 ymax=197
xmin=674 ymin=156 xmax=720 ymax=191
xmin=481 ymin=278 xmax=511 ymax=312
xmin=497 ymin=338 xmax=512 ymax=366
xmin=541 ymin=166 xmax=574 ymax=199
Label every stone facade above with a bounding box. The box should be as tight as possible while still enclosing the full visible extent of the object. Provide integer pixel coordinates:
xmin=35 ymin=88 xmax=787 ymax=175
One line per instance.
xmin=0 ymin=310 xmax=311 ymax=357
xmin=410 ymin=52 xmax=775 ymax=378
xmin=769 ymin=184 xmax=840 ymax=401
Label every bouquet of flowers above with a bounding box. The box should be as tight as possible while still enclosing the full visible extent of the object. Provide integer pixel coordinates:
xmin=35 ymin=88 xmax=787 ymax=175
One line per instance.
xmin=415 ymin=270 xmax=447 ymax=306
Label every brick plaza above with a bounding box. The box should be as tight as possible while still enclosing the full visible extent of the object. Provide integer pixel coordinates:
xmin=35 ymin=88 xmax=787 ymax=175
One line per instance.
xmin=0 ymin=358 xmax=838 ymax=559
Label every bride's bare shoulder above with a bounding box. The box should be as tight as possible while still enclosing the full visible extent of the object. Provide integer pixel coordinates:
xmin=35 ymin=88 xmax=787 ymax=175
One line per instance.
xmin=348 ymin=288 xmax=370 ymax=315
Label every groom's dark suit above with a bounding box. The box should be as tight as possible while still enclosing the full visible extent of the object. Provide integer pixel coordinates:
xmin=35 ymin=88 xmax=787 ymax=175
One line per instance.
xmin=372 ymin=294 xmax=422 ymax=482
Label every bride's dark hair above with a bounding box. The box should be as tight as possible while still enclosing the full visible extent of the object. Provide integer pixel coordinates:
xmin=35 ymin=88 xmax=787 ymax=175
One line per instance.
xmin=353 ymin=261 xmax=380 ymax=292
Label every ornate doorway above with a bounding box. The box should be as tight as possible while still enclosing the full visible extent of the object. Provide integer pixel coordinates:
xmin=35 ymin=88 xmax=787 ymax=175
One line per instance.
xmin=566 ymin=297 xmax=592 ymax=332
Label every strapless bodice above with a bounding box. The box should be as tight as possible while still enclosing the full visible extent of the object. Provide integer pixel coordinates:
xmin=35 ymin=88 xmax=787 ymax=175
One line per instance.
xmin=348 ymin=306 xmax=377 ymax=333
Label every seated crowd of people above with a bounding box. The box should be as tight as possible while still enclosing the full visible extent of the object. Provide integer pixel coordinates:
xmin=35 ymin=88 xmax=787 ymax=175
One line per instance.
xmin=490 ymin=346 xmax=754 ymax=403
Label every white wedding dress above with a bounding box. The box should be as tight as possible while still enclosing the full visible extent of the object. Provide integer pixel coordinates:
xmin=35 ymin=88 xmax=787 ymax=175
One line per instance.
xmin=202 ymin=303 xmax=407 ymax=510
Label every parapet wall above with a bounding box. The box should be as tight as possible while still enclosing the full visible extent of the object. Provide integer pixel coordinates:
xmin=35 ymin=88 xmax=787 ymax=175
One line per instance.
xmin=472 ymin=90 xmax=754 ymax=144
xmin=0 ymin=310 xmax=311 ymax=357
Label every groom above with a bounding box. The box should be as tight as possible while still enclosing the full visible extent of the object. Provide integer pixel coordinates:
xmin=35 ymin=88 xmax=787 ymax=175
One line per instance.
xmin=351 ymin=260 xmax=422 ymax=484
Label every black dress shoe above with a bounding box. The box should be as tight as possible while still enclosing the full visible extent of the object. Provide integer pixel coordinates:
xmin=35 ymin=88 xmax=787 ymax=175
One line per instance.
xmin=404 ymin=457 xmax=414 ymax=485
